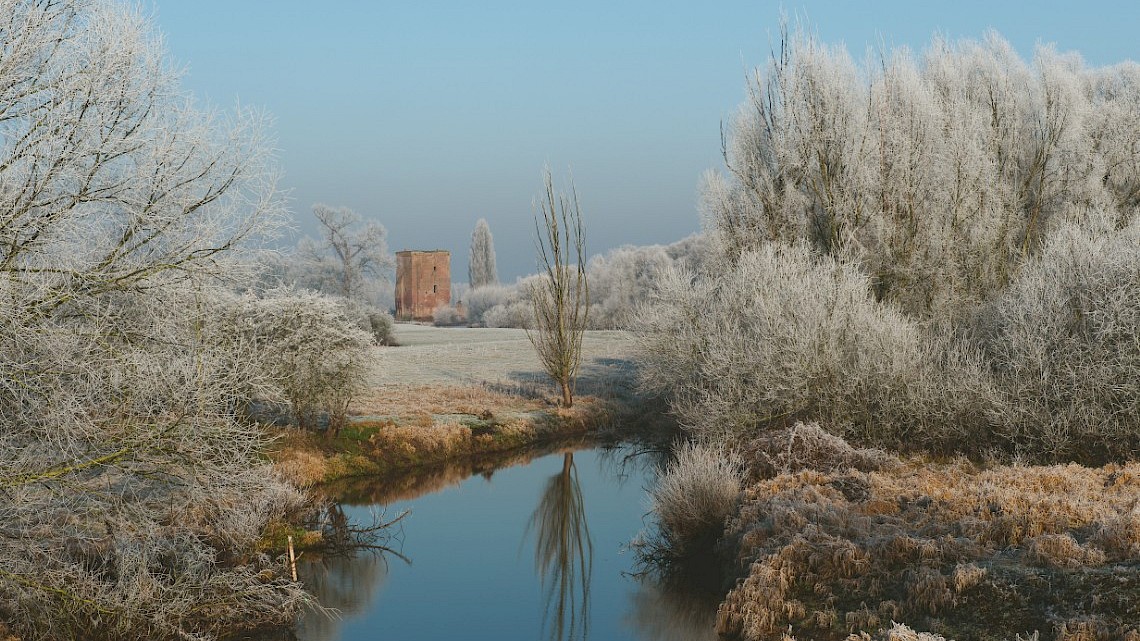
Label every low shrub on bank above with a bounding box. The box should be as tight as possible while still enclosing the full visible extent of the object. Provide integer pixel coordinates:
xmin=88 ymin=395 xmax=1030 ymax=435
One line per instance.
xmin=978 ymin=224 xmax=1140 ymax=461
xmin=742 ymin=421 xmax=897 ymax=480
xmin=635 ymin=243 xmax=994 ymax=449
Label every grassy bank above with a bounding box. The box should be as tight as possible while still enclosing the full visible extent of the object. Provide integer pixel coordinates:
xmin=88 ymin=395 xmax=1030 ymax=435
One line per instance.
xmin=268 ymin=384 xmax=619 ymax=487
xmin=268 ymin=324 xmax=645 ymax=487
xmin=675 ymin=424 xmax=1140 ymax=641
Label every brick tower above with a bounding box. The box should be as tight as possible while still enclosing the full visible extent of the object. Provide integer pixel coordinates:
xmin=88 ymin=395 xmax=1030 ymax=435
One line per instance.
xmin=395 ymin=250 xmax=451 ymax=321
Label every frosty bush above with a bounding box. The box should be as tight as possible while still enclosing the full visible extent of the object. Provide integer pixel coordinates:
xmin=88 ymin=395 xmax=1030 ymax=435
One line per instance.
xmin=979 ymin=224 xmax=1140 ymax=460
xmin=636 ymin=26 xmax=1140 ymax=461
xmin=227 ymin=289 xmax=373 ymax=434
xmin=0 ymin=1 xmax=315 ymax=637
xmin=365 ymin=308 xmax=396 ymax=345
xmin=432 ymin=304 xmax=466 ymax=326
xmin=637 ymin=243 xmax=941 ymax=444
xmin=466 ymin=276 xmax=546 ymax=328
xmin=464 ymin=283 xmax=515 ymax=325
xmin=466 ymin=236 xmax=708 ymax=330
xmin=586 ymin=235 xmax=708 ymax=329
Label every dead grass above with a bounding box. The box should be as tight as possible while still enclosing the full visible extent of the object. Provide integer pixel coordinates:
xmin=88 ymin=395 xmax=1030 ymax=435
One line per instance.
xmin=713 ymin=425 xmax=1140 ymax=641
xmin=742 ymin=421 xmax=897 ymax=480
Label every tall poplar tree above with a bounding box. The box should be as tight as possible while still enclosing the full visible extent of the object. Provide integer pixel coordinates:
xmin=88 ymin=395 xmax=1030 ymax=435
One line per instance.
xmin=469 ymin=218 xmax=499 ymax=289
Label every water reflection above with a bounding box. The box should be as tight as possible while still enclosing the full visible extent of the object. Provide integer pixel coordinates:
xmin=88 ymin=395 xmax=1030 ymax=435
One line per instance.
xmin=322 ymin=436 xmax=595 ymax=506
xmin=296 ymin=552 xmax=389 ymax=640
xmin=528 ymin=452 xmax=593 ymax=641
xmin=625 ymin=579 xmax=719 ymax=641
xmin=289 ymin=444 xmax=721 ymax=641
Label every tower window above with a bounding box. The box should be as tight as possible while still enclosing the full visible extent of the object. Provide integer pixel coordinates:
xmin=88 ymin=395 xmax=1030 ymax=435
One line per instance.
xmin=433 ymin=284 xmax=437 ymax=293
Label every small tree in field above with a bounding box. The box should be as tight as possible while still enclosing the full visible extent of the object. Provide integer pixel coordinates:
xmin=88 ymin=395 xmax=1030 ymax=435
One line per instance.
xmin=469 ymin=217 xmax=499 ymax=289
xmin=529 ymin=169 xmax=589 ymax=407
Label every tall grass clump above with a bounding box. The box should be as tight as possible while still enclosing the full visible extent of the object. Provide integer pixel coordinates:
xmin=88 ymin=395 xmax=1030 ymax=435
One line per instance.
xmin=644 ymin=442 xmax=744 ymax=564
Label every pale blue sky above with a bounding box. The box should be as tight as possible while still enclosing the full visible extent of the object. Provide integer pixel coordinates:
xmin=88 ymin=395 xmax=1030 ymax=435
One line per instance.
xmin=152 ymin=1 xmax=1140 ymax=280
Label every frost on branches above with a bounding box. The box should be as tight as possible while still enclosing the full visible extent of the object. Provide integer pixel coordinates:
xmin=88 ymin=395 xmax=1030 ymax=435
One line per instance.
xmin=0 ymin=1 xmax=316 ymax=638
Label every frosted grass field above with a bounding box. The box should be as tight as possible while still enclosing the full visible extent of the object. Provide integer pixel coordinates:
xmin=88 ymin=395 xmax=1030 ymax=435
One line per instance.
xmin=366 ymin=324 xmax=638 ymax=399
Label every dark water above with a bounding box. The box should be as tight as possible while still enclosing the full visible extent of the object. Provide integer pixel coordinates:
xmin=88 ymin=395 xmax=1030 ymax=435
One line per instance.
xmin=295 ymin=445 xmax=718 ymax=641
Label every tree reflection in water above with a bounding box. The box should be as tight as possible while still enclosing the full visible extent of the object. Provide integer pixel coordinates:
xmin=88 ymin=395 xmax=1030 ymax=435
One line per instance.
xmin=528 ymin=452 xmax=593 ymax=641
xmin=294 ymin=505 xmax=398 ymax=641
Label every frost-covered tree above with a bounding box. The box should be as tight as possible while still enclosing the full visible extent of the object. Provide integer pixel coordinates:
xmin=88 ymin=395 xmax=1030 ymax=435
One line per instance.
xmin=705 ymin=25 xmax=1140 ymax=317
xmin=638 ymin=25 xmax=1140 ymax=462
xmin=469 ymin=217 xmax=498 ymax=289
xmin=293 ymin=204 xmax=394 ymax=306
xmin=586 ymin=235 xmax=707 ymax=329
xmin=0 ymin=1 xmax=312 ymax=637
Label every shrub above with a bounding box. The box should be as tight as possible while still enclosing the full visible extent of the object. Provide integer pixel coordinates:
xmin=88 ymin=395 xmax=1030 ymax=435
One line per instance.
xmin=586 ymin=235 xmax=708 ymax=329
xmin=225 ymin=289 xmax=373 ymax=434
xmin=978 ymin=224 xmax=1140 ymax=461
xmin=366 ymin=308 xmax=396 ymax=345
xmin=647 ymin=441 xmax=743 ymax=559
xmin=742 ymin=422 xmax=897 ymax=480
xmin=467 ymin=276 xmax=546 ymax=328
xmin=464 ymin=236 xmax=708 ymax=330
xmin=432 ymin=304 xmax=466 ymax=327
xmin=635 ymin=243 xmax=970 ymax=446
xmin=465 ymin=281 xmax=528 ymax=326
xmin=845 ymin=624 xmax=951 ymax=641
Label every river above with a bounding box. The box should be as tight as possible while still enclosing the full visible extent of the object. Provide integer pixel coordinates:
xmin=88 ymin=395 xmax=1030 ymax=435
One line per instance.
xmin=293 ymin=444 xmax=718 ymax=641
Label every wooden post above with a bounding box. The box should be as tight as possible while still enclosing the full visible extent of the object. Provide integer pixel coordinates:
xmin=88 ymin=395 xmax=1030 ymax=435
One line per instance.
xmin=287 ymin=535 xmax=298 ymax=581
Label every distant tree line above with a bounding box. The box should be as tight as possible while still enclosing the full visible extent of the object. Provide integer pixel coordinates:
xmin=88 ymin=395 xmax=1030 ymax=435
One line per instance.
xmin=454 ymin=234 xmax=707 ymax=331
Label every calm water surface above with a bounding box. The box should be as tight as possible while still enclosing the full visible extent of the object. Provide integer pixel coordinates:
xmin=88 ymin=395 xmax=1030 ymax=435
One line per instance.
xmin=296 ymin=446 xmax=717 ymax=641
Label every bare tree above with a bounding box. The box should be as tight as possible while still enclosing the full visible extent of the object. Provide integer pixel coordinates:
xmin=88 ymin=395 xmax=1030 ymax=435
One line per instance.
xmin=295 ymin=204 xmax=394 ymax=304
xmin=469 ymin=217 xmax=499 ymax=289
xmin=528 ymin=169 xmax=589 ymax=407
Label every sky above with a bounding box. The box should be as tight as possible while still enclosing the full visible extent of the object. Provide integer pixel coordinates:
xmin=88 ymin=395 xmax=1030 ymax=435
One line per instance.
xmin=151 ymin=0 xmax=1140 ymax=281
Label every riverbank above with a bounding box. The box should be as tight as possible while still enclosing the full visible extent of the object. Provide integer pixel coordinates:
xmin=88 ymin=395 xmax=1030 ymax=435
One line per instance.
xmin=692 ymin=424 xmax=1140 ymax=641
xmin=267 ymin=324 xmax=648 ymax=488
xmin=268 ymin=384 xmax=622 ymax=487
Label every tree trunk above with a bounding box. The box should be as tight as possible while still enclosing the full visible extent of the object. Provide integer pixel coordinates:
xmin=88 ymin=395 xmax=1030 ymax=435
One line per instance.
xmin=560 ymin=380 xmax=573 ymax=408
